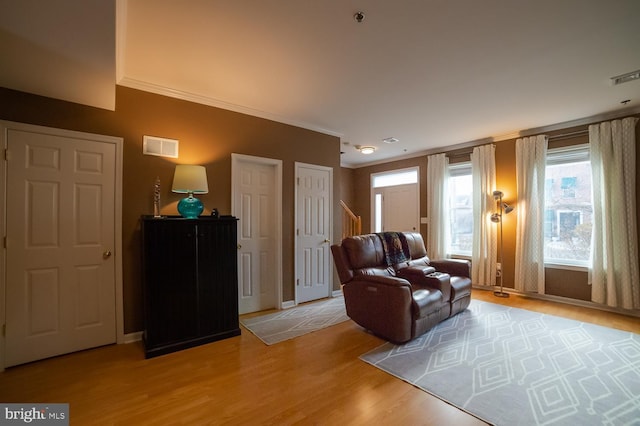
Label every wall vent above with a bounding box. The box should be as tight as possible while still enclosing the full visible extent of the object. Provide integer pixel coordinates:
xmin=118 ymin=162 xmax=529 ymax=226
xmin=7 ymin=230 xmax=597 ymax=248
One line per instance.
xmin=143 ymin=136 xmax=179 ymax=158
xmin=611 ymin=70 xmax=640 ymax=86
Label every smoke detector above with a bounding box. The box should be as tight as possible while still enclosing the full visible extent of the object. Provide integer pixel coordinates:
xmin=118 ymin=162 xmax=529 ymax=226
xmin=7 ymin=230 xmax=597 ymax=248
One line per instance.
xmin=382 ymin=137 xmax=399 ymax=144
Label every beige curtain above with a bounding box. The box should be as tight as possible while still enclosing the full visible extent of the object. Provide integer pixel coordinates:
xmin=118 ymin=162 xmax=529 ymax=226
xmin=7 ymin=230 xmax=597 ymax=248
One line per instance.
xmin=589 ymin=117 xmax=639 ymax=309
xmin=426 ymin=153 xmax=449 ymax=258
xmin=515 ymin=135 xmax=547 ymax=293
xmin=471 ymin=144 xmax=497 ymax=286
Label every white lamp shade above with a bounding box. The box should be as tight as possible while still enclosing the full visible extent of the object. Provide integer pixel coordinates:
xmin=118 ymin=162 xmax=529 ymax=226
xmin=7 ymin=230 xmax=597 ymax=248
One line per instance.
xmin=171 ymin=165 xmax=209 ymax=194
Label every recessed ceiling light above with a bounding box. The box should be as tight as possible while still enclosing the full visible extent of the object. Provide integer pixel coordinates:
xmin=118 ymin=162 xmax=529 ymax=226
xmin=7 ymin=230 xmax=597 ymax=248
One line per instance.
xmin=382 ymin=137 xmax=399 ymax=144
xmin=355 ymin=145 xmax=376 ymax=154
xmin=360 ymin=146 xmax=375 ymax=154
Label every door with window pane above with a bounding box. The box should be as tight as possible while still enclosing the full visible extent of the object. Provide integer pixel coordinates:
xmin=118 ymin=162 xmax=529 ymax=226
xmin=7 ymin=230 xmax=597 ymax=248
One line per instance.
xmin=374 ymin=184 xmax=419 ymax=232
xmin=371 ymin=168 xmax=419 ymax=233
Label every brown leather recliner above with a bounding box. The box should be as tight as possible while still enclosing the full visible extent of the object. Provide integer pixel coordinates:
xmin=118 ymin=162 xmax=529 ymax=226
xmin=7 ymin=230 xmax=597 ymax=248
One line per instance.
xmin=331 ymin=232 xmax=472 ymax=343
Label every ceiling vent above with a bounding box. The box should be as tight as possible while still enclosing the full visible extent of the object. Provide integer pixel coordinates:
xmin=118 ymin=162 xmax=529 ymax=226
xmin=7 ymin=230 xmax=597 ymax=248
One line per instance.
xmin=611 ymin=70 xmax=640 ymax=86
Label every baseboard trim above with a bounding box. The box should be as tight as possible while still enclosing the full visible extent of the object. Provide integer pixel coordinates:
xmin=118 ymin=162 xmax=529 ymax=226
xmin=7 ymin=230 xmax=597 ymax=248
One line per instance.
xmin=282 ymin=300 xmax=296 ymax=309
xmin=123 ymin=331 xmax=142 ymax=344
xmin=472 ymin=285 xmax=640 ymax=318
xmin=282 ymin=291 xmax=342 ymax=309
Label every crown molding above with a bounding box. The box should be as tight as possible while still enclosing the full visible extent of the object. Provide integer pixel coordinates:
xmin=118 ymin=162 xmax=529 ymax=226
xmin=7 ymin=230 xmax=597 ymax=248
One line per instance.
xmin=117 ymin=77 xmax=343 ymax=138
xmin=494 ymin=105 xmax=640 ymax=141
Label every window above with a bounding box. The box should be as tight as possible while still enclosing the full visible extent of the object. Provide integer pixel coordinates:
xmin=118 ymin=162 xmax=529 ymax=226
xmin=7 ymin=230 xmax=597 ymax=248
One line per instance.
xmin=544 ymin=145 xmax=592 ymax=266
xmin=372 ymin=168 xmax=418 ymax=188
xmin=448 ymin=162 xmax=473 ymax=256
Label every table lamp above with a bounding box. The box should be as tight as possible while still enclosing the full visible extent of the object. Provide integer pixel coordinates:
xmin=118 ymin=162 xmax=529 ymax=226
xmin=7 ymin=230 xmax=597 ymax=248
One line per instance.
xmin=172 ymin=164 xmax=209 ymax=218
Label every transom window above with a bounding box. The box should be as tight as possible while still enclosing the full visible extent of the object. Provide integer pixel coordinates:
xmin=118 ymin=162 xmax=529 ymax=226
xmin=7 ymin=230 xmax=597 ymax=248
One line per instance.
xmin=372 ymin=169 xmax=418 ymax=188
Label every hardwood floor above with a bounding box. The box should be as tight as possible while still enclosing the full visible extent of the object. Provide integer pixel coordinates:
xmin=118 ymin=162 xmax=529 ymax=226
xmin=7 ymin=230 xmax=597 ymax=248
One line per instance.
xmin=1 ymin=290 xmax=638 ymax=425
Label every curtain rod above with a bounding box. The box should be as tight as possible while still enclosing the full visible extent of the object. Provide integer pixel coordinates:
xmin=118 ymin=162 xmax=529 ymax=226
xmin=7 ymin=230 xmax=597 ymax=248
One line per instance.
xmin=445 ymin=142 xmax=495 ymax=159
xmin=548 ymin=129 xmax=589 ymax=141
xmin=445 ymin=130 xmax=589 ymax=158
xmin=443 ymin=129 xmax=590 ymax=159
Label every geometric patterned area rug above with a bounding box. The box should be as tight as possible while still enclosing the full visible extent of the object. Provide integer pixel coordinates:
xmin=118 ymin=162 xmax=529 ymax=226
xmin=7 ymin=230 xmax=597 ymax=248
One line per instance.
xmin=360 ymin=300 xmax=640 ymax=426
xmin=240 ymin=296 xmax=349 ymax=345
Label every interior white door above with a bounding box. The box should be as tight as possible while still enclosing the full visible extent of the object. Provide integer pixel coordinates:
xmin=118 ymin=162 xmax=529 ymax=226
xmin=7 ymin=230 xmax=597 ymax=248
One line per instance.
xmin=232 ymin=154 xmax=281 ymax=314
xmin=4 ymin=127 xmax=117 ymax=367
xmin=296 ymin=163 xmax=332 ymax=304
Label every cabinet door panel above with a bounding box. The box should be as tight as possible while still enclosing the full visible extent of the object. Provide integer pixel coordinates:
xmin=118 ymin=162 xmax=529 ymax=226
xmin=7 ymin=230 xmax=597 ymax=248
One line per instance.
xmin=197 ymin=219 xmax=239 ymax=336
xmin=143 ymin=220 xmax=199 ymax=346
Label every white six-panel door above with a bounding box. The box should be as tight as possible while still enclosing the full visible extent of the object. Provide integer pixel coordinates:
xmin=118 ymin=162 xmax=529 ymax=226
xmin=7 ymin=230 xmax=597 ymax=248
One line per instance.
xmin=4 ymin=126 xmax=118 ymax=367
xmin=232 ymin=154 xmax=282 ymax=314
xmin=295 ymin=163 xmax=332 ymax=304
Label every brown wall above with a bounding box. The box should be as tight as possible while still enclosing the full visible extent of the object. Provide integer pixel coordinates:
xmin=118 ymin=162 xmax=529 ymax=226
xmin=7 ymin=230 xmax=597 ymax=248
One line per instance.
xmin=339 ymin=167 xmax=355 ymax=209
xmin=346 ymin=118 xmax=640 ymax=303
xmin=0 ymin=86 xmax=341 ymax=333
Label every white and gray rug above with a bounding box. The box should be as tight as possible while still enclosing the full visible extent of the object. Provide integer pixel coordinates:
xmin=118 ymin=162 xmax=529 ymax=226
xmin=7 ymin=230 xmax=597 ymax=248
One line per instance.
xmin=240 ymin=296 xmax=349 ymax=345
xmin=361 ymin=300 xmax=640 ymax=426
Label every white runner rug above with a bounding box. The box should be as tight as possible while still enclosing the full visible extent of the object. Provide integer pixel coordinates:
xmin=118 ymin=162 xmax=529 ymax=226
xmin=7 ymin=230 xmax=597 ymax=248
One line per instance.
xmin=240 ymin=296 xmax=349 ymax=345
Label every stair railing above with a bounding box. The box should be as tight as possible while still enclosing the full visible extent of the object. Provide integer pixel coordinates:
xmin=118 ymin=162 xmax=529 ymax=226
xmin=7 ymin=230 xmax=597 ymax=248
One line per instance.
xmin=340 ymin=200 xmax=362 ymax=239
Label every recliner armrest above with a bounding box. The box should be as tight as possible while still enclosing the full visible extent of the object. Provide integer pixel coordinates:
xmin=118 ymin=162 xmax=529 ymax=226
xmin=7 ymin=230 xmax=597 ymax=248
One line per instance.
xmin=430 ymin=259 xmax=471 ymax=278
xmin=350 ymin=274 xmax=411 ymax=288
xmin=397 ymin=267 xmax=450 ymax=301
xmin=331 ymin=244 xmax=354 ymax=284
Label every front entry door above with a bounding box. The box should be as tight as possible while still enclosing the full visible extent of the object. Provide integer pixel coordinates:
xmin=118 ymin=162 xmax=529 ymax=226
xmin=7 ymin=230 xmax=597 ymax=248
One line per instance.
xmin=295 ymin=163 xmax=332 ymax=304
xmin=377 ymin=183 xmax=419 ymax=232
xmin=371 ymin=168 xmax=420 ymax=234
xmin=4 ymin=125 xmax=117 ymax=367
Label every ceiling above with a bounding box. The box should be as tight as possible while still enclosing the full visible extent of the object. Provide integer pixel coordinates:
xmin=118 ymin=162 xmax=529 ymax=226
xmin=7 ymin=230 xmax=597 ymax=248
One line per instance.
xmin=3 ymin=1 xmax=640 ymax=167
xmin=0 ymin=0 xmax=115 ymax=109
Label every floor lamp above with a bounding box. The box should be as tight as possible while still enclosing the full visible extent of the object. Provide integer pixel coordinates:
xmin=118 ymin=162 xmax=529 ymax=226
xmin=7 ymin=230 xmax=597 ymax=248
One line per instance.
xmin=490 ymin=190 xmax=513 ymax=298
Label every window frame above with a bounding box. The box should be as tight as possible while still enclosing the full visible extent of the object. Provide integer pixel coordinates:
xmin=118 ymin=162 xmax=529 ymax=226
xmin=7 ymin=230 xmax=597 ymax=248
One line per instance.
xmin=447 ymin=161 xmax=473 ymax=258
xmin=543 ymin=144 xmax=592 ymax=270
xmin=371 ymin=167 xmax=418 ymax=188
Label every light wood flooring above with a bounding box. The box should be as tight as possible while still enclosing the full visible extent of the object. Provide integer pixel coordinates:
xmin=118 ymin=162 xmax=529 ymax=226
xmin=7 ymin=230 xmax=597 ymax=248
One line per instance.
xmin=1 ymin=290 xmax=638 ymax=425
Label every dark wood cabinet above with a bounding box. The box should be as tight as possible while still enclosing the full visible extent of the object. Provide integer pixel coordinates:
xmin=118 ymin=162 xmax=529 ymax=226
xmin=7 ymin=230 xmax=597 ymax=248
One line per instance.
xmin=141 ymin=216 xmax=240 ymax=358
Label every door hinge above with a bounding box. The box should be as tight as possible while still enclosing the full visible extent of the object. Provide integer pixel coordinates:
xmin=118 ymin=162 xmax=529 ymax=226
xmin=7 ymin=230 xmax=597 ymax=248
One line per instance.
xmin=1 ymin=324 xmax=5 ymax=337
xmin=3 ymin=236 xmax=6 ymax=249
xmin=4 ymin=148 xmax=8 ymax=161
xmin=296 ymin=279 xmax=299 ymax=286
xmin=296 ymin=228 xmax=299 ymax=236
